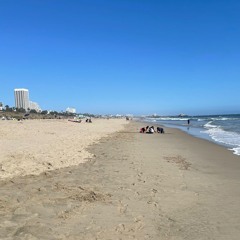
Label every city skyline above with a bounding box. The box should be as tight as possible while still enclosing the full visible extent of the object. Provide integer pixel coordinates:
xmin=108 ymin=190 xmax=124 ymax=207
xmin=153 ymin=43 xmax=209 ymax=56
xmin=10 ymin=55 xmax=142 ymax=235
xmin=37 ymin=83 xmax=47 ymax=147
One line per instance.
xmin=2 ymin=87 xmax=77 ymax=114
xmin=0 ymin=86 xmax=240 ymax=116
xmin=1 ymin=1 xmax=240 ymax=115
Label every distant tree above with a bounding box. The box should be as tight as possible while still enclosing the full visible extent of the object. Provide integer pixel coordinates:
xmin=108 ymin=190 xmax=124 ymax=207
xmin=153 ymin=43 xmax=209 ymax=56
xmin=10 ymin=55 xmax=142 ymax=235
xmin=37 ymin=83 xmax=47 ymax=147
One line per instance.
xmin=50 ymin=111 xmax=58 ymax=115
xmin=16 ymin=108 xmax=26 ymax=113
xmin=83 ymin=113 xmax=95 ymax=118
xmin=65 ymin=112 xmax=75 ymax=117
xmin=5 ymin=105 xmax=14 ymax=112
xmin=41 ymin=110 xmax=48 ymax=115
xmin=61 ymin=112 xmax=67 ymax=116
xmin=30 ymin=109 xmax=37 ymax=114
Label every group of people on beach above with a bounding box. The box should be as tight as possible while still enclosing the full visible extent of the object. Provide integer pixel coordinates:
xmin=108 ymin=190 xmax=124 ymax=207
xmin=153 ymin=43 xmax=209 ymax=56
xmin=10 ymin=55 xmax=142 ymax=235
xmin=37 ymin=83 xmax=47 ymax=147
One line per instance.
xmin=68 ymin=118 xmax=92 ymax=123
xmin=140 ymin=126 xmax=164 ymax=134
xmin=86 ymin=118 xmax=92 ymax=123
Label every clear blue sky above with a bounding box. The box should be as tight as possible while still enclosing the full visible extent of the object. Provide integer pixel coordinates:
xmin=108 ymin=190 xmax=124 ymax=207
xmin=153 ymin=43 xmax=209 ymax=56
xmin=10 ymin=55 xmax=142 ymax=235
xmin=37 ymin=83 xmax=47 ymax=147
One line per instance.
xmin=1 ymin=0 xmax=240 ymax=115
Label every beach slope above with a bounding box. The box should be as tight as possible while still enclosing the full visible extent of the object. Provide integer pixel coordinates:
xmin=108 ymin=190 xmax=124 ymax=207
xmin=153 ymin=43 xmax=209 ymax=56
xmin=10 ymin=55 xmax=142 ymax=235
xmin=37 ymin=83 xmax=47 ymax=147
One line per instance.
xmin=0 ymin=121 xmax=240 ymax=239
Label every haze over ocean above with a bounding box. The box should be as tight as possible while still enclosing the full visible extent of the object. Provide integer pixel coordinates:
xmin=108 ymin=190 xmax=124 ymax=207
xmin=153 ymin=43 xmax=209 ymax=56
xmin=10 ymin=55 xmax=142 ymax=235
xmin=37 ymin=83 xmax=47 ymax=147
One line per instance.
xmin=1 ymin=0 xmax=240 ymax=115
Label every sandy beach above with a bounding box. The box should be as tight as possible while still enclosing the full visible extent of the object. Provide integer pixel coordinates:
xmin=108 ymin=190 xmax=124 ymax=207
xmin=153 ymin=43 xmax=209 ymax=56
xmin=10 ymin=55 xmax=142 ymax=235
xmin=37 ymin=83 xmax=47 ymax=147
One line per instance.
xmin=0 ymin=119 xmax=127 ymax=179
xmin=1 ymin=120 xmax=240 ymax=239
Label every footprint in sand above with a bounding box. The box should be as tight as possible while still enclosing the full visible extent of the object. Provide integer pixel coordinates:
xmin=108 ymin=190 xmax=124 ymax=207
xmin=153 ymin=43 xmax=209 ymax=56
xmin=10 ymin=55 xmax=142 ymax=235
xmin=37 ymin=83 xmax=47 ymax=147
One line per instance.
xmin=118 ymin=201 xmax=128 ymax=214
xmin=115 ymin=223 xmax=125 ymax=233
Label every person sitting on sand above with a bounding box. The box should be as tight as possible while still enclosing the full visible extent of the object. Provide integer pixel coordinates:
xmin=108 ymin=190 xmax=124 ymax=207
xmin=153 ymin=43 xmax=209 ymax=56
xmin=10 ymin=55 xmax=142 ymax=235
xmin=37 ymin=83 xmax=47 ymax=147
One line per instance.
xmin=146 ymin=126 xmax=154 ymax=134
xmin=140 ymin=127 xmax=146 ymax=133
xmin=85 ymin=118 xmax=92 ymax=123
xmin=157 ymin=127 xmax=165 ymax=134
xmin=150 ymin=126 xmax=155 ymax=132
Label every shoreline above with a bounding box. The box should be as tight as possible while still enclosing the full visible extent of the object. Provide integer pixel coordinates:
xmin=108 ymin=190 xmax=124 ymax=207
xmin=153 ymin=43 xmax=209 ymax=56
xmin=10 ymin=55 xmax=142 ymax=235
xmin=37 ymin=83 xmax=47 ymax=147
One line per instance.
xmin=140 ymin=119 xmax=240 ymax=157
xmin=0 ymin=121 xmax=240 ymax=239
xmin=136 ymin=121 xmax=240 ymax=178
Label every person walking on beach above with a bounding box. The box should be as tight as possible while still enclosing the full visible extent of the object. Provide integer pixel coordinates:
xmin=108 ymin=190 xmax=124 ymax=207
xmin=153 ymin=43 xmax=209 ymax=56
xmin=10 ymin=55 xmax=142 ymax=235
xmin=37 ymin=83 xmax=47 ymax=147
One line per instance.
xmin=187 ymin=119 xmax=190 ymax=125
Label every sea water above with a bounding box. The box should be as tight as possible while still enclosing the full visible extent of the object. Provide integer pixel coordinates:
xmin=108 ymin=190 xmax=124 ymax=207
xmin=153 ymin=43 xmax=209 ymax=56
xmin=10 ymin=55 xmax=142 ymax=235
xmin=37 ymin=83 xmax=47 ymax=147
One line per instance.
xmin=144 ymin=114 xmax=240 ymax=156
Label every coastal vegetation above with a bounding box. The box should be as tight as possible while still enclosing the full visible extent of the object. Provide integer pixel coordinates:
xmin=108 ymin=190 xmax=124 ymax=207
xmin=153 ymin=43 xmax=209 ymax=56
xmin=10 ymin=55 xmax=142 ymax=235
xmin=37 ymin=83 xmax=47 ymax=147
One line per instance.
xmin=0 ymin=105 xmax=101 ymax=120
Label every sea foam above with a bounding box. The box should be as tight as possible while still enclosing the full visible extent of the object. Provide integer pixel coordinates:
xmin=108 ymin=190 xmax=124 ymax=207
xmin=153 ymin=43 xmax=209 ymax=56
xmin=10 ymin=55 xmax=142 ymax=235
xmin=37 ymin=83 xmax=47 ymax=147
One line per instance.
xmin=203 ymin=122 xmax=240 ymax=155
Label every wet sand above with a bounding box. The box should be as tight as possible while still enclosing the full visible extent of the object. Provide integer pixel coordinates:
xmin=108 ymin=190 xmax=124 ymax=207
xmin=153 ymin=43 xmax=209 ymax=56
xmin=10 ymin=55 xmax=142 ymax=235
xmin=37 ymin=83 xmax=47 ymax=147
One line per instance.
xmin=1 ymin=122 xmax=240 ymax=239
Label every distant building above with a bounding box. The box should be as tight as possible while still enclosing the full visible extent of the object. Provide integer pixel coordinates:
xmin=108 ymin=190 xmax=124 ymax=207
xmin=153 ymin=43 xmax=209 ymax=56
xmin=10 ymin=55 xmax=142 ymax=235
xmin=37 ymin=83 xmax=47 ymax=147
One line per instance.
xmin=29 ymin=101 xmax=41 ymax=112
xmin=14 ymin=88 xmax=30 ymax=110
xmin=66 ymin=107 xmax=76 ymax=114
xmin=0 ymin=102 xmax=3 ymax=111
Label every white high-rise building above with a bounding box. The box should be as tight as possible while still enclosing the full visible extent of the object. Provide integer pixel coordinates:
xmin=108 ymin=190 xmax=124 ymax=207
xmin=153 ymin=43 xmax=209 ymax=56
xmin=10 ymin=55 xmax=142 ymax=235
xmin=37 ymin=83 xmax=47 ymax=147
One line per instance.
xmin=66 ymin=107 xmax=76 ymax=114
xmin=29 ymin=101 xmax=41 ymax=112
xmin=14 ymin=88 xmax=30 ymax=110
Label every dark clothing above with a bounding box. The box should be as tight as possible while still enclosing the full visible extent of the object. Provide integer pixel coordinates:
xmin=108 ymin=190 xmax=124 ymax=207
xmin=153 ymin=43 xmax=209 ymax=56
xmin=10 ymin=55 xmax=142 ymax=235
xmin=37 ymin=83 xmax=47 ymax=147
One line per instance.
xmin=157 ymin=127 xmax=164 ymax=134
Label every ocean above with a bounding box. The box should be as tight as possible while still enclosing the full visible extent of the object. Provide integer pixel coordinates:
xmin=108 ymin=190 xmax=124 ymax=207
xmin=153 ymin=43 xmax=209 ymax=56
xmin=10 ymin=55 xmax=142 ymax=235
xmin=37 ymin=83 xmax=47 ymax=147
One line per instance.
xmin=144 ymin=114 xmax=240 ymax=156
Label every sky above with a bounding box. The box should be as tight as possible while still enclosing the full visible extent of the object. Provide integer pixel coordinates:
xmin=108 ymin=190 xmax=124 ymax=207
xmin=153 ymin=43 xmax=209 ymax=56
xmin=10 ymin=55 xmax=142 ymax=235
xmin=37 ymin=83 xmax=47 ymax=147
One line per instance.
xmin=0 ymin=0 xmax=240 ymax=116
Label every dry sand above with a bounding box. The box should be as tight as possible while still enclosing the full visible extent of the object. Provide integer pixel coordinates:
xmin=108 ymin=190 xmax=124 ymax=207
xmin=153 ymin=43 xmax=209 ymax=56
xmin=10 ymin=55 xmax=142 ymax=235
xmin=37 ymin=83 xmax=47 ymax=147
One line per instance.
xmin=0 ymin=121 xmax=240 ymax=239
xmin=0 ymin=119 xmax=127 ymax=179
